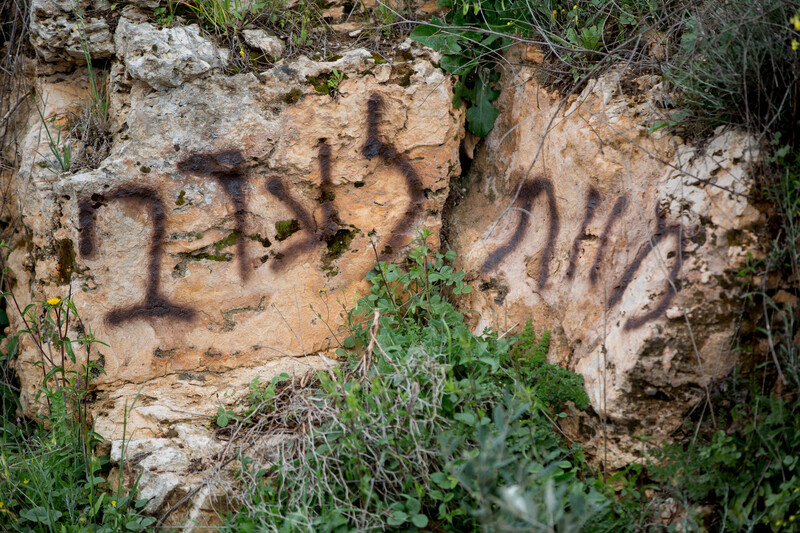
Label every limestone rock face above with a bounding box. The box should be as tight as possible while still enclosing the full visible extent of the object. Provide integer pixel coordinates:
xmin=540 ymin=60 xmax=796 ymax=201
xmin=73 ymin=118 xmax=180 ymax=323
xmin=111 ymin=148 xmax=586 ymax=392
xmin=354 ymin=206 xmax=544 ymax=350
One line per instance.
xmin=11 ymin=28 xmax=461 ymax=450
xmin=448 ymin=55 xmax=761 ymax=466
xmin=114 ymin=20 xmax=230 ymax=90
xmin=30 ymin=0 xmax=116 ymax=65
xmin=242 ymin=29 xmax=285 ymax=59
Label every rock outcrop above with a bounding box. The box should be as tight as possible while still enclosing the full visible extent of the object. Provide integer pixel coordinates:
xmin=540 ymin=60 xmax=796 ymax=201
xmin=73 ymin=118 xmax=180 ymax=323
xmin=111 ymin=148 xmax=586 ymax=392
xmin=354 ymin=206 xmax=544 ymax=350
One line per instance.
xmin=5 ymin=5 xmax=765 ymax=522
xmin=7 ymin=14 xmax=461 ymax=520
xmin=30 ymin=0 xmax=116 ymax=66
xmin=448 ymin=48 xmax=762 ymax=466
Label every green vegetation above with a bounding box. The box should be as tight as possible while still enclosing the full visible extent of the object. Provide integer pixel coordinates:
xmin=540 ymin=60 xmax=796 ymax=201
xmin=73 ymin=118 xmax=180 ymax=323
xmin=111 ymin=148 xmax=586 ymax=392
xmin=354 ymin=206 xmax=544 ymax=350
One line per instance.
xmin=642 ymin=137 xmax=800 ymax=532
xmin=0 ymin=262 xmax=153 ymax=531
xmin=220 ymin=231 xmax=633 ymax=531
xmin=31 ymin=95 xmax=71 ymax=173
xmin=28 ymin=0 xmax=111 ymax=174
xmin=275 ymin=219 xmax=300 ymax=241
xmin=649 ymin=388 xmax=800 ymax=531
xmin=2 ymin=0 xmax=800 ymax=529
xmin=411 ymin=0 xmax=800 ymax=138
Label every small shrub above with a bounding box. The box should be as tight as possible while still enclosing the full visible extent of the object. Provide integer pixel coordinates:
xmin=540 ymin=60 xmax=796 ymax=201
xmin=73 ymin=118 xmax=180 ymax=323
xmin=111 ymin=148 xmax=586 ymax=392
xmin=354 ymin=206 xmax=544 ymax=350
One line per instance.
xmin=662 ymin=0 xmax=800 ymax=134
xmin=222 ymin=231 xmax=618 ymax=531
xmin=511 ymin=319 xmax=590 ymax=410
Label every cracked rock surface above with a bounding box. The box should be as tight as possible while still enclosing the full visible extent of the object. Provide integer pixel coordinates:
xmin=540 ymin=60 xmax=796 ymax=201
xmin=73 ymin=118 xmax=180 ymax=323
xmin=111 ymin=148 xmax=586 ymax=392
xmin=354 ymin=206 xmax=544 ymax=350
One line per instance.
xmin=448 ymin=47 xmax=762 ymax=466
xmin=8 ymin=16 xmax=462 ymax=520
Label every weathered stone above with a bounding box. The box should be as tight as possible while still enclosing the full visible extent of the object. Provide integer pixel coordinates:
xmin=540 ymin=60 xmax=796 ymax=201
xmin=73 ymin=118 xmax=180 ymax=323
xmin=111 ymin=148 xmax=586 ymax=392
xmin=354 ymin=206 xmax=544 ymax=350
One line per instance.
xmin=448 ymin=55 xmax=762 ymax=466
xmin=242 ymin=29 xmax=284 ymax=59
xmin=29 ymin=0 xmax=116 ymax=65
xmin=10 ymin=47 xmax=462 ymax=446
xmin=114 ymin=20 xmax=230 ymax=90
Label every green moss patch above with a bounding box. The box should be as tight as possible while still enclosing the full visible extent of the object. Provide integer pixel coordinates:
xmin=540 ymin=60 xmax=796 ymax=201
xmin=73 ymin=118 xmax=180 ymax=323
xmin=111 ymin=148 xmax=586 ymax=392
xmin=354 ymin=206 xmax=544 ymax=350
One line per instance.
xmin=275 ymin=219 xmax=300 ymax=241
xmin=176 ymin=190 xmax=186 ymax=206
xmin=322 ymin=228 xmax=360 ymax=277
xmin=248 ymin=233 xmax=272 ymax=247
xmin=282 ymin=88 xmax=303 ymax=104
xmin=214 ymin=231 xmax=239 ymax=251
xmin=178 ymin=231 xmax=239 ymax=263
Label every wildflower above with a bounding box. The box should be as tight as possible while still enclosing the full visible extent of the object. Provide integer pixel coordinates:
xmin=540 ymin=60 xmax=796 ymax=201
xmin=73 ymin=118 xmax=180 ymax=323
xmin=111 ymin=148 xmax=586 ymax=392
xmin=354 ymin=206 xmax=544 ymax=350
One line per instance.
xmin=791 ymin=14 xmax=800 ymax=30
xmin=552 ymin=9 xmax=557 ymax=16
xmin=573 ymin=4 xmax=577 ymax=8
xmin=793 ymin=39 xmax=799 ymax=51
xmin=239 ymin=49 xmax=245 ymax=56
xmin=0 ymin=502 xmax=3 ymax=509
xmin=111 ymin=500 xmax=116 ymax=507
xmin=318 ymin=288 xmax=327 ymax=294
xmin=46 ymin=297 xmax=62 ymax=306
xmin=22 ymin=479 xmax=28 ymax=484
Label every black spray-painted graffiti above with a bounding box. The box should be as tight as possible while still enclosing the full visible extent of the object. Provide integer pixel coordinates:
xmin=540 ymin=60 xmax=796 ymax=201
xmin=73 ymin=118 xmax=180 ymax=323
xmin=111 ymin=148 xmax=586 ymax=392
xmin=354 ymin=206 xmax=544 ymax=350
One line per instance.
xmin=482 ymin=180 xmax=686 ymax=331
xmin=79 ymin=187 xmax=196 ymax=325
xmin=607 ymin=206 xmax=685 ymax=330
xmin=77 ymin=90 xmax=683 ymax=331
xmin=176 ymin=149 xmax=251 ymax=281
xmin=481 ymin=177 xmax=559 ymax=288
xmin=361 ymin=93 xmax=425 ymax=259
xmin=78 ymin=92 xmax=427 ymax=324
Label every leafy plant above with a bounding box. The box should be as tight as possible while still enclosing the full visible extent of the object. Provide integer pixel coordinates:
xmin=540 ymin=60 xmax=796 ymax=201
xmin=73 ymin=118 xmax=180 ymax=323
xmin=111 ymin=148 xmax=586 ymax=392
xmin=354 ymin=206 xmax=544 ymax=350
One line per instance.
xmin=0 ymin=242 xmax=155 ymax=532
xmin=661 ymin=0 xmax=800 ymax=134
xmin=326 ymin=69 xmax=344 ymax=97
xmin=649 ymin=390 xmax=800 ymax=531
xmin=410 ymin=21 xmax=505 ymax=137
xmin=511 ymin=319 xmax=590 ymax=410
xmin=215 ymin=406 xmax=240 ymax=427
xmin=409 ymin=0 xmax=665 ymax=136
xmin=222 ymin=231 xmax=618 ymax=531
xmin=153 ymin=0 xmax=176 ymax=26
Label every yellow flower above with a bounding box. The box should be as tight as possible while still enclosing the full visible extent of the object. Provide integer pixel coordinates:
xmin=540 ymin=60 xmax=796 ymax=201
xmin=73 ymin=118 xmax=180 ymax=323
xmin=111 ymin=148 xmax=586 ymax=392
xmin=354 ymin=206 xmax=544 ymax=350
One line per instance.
xmin=22 ymin=479 xmax=28 ymax=484
xmin=46 ymin=297 xmax=62 ymax=306
xmin=573 ymin=4 xmax=578 ymax=9
xmin=0 ymin=502 xmax=4 ymax=509
xmin=790 ymin=515 xmax=796 ymax=522
xmin=791 ymin=14 xmax=800 ymax=31
xmin=793 ymin=39 xmax=799 ymax=51
xmin=239 ymin=49 xmax=245 ymax=56
xmin=552 ymin=9 xmax=557 ymax=15
xmin=111 ymin=500 xmax=116 ymax=507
